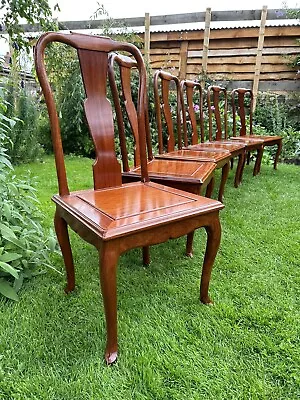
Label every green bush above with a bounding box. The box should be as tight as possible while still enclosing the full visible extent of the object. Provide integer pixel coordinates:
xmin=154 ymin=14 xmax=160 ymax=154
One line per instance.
xmin=254 ymin=92 xmax=300 ymax=163
xmin=280 ymin=127 xmax=300 ymax=163
xmin=0 ymin=99 xmax=58 ymax=301
xmin=4 ymin=77 xmax=44 ymax=164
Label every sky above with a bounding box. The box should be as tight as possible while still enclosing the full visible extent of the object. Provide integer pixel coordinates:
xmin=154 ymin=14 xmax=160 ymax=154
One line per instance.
xmin=48 ymin=0 xmax=298 ymax=20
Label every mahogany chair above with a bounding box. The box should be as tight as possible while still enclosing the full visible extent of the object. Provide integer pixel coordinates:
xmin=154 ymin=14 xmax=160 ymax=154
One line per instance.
xmin=35 ymin=32 xmax=224 ymax=365
xmin=180 ymin=82 xmax=246 ymax=187
xmin=231 ymin=88 xmax=281 ymax=172
xmin=231 ymin=88 xmax=282 ymax=175
xmin=108 ymin=53 xmax=216 ymax=259
xmin=153 ymin=70 xmax=231 ymax=203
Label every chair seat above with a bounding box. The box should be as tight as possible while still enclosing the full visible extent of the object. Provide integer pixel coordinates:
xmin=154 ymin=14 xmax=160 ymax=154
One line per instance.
xmin=245 ymin=134 xmax=282 ymax=145
xmin=155 ymin=149 xmax=231 ymax=165
xmin=196 ymin=141 xmax=245 ymax=151
xmin=230 ymin=136 xmax=264 ymax=145
xmin=123 ymin=159 xmax=216 ymax=185
xmin=185 ymin=141 xmax=245 ymax=154
xmin=53 ymin=181 xmax=223 ymax=241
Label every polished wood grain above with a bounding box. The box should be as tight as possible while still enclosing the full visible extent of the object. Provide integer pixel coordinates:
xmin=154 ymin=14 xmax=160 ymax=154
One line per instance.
xmin=180 ymin=81 xmax=246 ymax=187
xmin=153 ymin=71 xmax=231 ymax=202
xmin=35 ymin=32 xmax=224 ymax=365
xmin=231 ymin=88 xmax=282 ymax=171
xmin=109 ymin=53 xmax=217 ymax=258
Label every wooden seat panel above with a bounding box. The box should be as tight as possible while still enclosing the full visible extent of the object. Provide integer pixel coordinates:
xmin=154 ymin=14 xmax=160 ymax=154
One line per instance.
xmin=189 ymin=141 xmax=245 ymax=152
xmin=54 ymin=182 xmax=223 ymax=239
xmin=156 ymin=149 xmax=231 ymax=165
xmin=126 ymin=159 xmax=216 ymax=184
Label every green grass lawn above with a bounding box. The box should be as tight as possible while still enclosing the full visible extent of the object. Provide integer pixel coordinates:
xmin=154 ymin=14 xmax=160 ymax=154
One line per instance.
xmin=1 ymin=157 xmax=299 ymax=399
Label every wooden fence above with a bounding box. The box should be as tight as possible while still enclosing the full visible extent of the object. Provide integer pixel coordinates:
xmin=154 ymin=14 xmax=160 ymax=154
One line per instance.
xmin=147 ymin=24 xmax=300 ymax=92
xmin=21 ymin=7 xmax=300 ymax=97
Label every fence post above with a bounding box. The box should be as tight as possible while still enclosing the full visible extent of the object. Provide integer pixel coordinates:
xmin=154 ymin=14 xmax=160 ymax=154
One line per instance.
xmin=202 ymin=7 xmax=211 ymax=86
xmin=253 ymin=5 xmax=268 ymax=111
xmin=144 ymin=12 xmax=151 ymax=67
xmin=179 ymin=41 xmax=188 ymax=80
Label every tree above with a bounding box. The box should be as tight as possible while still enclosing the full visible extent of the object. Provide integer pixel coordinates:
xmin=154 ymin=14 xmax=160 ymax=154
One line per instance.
xmin=0 ymin=0 xmax=55 ymax=50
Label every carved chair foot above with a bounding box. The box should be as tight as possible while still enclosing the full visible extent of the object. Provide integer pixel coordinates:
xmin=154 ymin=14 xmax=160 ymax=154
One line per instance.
xmin=185 ymin=251 xmax=193 ymax=258
xmin=105 ymin=351 xmax=118 ymax=365
xmin=200 ymin=295 xmax=214 ymax=305
xmin=54 ymin=210 xmax=75 ymax=292
xmin=64 ymin=284 xmax=75 ymax=294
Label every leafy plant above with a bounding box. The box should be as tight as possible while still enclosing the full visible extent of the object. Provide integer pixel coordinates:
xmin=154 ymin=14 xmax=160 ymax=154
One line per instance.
xmin=4 ymin=74 xmax=44 ymax=164
xmin=0 ymin=98 xmax=59 ymax=301
xmin=253 ymin=92 xmax=300 ymax=163
xmin=0 ymin=0 xmax=55 ymax=51
xmin=280 ymin=127 xmax=300 ymax=163
xmin=43 ymin=5 xmax=145 ymax=158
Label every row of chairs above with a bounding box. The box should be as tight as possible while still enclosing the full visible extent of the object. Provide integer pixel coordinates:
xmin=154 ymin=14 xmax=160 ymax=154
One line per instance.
xmin=35 ymin=32 xmax=282 ymax=364
xmin=113 ymin=59 xmax=282 ymax=205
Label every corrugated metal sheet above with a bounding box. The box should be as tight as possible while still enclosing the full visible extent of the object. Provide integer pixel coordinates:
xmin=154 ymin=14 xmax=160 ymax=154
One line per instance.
xmin=129 ymin=20 xmax=300 ymax=33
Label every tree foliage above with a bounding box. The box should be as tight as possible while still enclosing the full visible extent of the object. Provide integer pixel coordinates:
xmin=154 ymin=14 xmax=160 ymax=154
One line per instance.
xmin=0 ymin=0 xmax=54 ymax=50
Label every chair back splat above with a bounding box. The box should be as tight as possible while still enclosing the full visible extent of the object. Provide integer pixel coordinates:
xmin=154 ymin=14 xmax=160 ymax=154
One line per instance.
xmin=35 ymin=32 xmax=224 ymax=365
xmin=231 ymin=88 xmax=254 ymax=137
xmin=231 ymin=88 xmax=282 ymax=170
xmin=207 ymin=85 xmax=228 ymax=141
xmin=35 ymin=32 xmax=149 ymax=191
xmin=153 ymin=70 xmax=184 ymax=153
xmin=180 ymin=80 xmax=204 ymax=145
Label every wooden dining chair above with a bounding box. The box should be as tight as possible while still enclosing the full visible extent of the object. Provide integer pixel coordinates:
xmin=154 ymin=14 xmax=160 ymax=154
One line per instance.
xmin=180 ymin=82 xmax=246 ymax=187
xmin=108 ymin=53 xmax=216 ymax=259
xmin=35 ymin=32 xmax=224 ymax=365
xmin=153 ymin=70 xmax=231 ymax=203
xmin=231 ymin=88 xmax=282 ymax=171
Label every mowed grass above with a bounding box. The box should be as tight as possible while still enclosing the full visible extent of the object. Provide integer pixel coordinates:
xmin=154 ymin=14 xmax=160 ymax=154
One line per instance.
xmin=0 ymin=156 xmax=299 ymax=399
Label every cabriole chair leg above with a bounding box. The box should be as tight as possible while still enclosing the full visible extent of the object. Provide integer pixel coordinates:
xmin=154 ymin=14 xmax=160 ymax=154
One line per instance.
xmin=54 ymin=210 xmax=75 ymax=293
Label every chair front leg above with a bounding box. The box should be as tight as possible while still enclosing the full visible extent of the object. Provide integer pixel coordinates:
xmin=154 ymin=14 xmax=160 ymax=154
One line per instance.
xmin=186 ymin=231 xmax=195 ymax=258
xmin=99 ymin=241 xmax=120 ymax=365
xmin=246 ymin=151 xmax=251 ymax=165
xmin=235 ymin=152 xmax=246 ymax=187
xmin=218 ymin=161 xmax=230 ymax=203
xmin=200 ymin=215 xmax=222 ymax=305
xmin=205 ymin=176 xmax=215 ymax=198
xmin=142 ymin=246 xmax=150 ymax=266
xmin=274 ymin=139 xmax=282 ymax=170
xmin=253 ymin=146 xmax=264 ymax=176
xmin=54 ymin=209 xmax=75 ymax=293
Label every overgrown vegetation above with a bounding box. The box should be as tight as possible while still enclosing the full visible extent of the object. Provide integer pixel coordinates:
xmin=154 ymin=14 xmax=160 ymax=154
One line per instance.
xmin=0 ymin=94 xmax=58 ymax=301
xmin=0 ymin=0 xmax=55 ymax=51
xmin=41 ymin=5 xmax=145 ymax=158
xmin=254 ymin=92 xmax=300 ymax=163
xmin=4 ymin=69 xmax=44 ymax=164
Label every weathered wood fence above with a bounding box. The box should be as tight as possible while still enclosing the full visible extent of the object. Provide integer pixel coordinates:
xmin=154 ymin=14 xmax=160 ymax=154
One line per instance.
xmin=141 ymin=9 xmax=300 ymax=99
xmin=21 ymin=7 xmax=300 ymax=96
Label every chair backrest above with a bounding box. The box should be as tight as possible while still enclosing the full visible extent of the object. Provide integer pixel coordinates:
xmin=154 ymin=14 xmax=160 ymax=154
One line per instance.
xmin=153 ymin=70 xmax=183 ymax=153
xmin=207 ymin=86 xmax=228 ymax=141
xmin=108 ymin=53 xmax=153 ymax=170
xmin=180 ymin=79 xmax=205 ymax=145
xmin=34 ymin=32 xmax=149 ymax=195
xmin=231 ymin=88 xmax=253 ymax=137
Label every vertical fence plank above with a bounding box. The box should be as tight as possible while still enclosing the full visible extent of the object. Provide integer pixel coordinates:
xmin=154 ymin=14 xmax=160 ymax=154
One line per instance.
xmin=253 ymin=5 xmax=268 ymax=111
xmin=144 ymin=12 xmax=151 ymax=66
xmin=179 ymin=41 xmax=188 ymax=80
xmin=202 ymin=7 xmax=211 ymax=84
